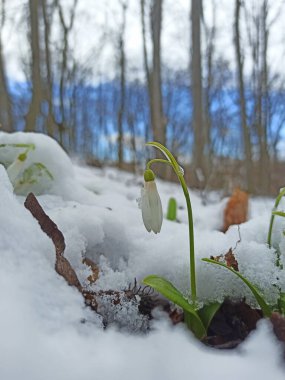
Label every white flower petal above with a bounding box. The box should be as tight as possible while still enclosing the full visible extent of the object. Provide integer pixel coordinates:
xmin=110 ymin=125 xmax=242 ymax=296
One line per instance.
xmin=141 ymin=187 xmax=152 ymax=232
xmin=6 ymin=159 xmax=24 ymax=184
xmin=143 ymin=181 xmax=163 ymax=234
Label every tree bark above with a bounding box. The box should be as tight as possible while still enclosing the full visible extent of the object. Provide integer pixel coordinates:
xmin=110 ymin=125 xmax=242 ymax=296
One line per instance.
xmin=150 ymin=0 xmax=165 ymax=147
xmin=258 ymin=0 xmax=270 ymax=193
xmin=191 ymin=0 xmax=206 ymax=184
xmin=0 ymin=0 xmax=12 ymax=131
xmin=234 ymin=0 xmax=254 ymax=192
xmin=41 ymin=0 xmax=57 ymax=138
xmin=25 ymin=0 xmax=43 ymax=132
xmin=117 ymin=1 xmax=127 ymax=168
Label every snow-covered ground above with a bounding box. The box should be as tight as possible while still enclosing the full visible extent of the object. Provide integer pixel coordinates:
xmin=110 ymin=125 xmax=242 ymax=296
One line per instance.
xmin=1 ymin=132 xmax=285 ymax=379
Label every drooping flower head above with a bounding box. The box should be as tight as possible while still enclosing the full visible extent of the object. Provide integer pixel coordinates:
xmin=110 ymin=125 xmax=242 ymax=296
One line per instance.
xmin=141 ymin=169 xmax=163 ymax=234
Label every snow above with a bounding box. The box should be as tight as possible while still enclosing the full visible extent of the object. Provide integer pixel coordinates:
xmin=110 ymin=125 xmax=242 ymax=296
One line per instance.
xmin=0 ymin=132 xmax=285 ymax=379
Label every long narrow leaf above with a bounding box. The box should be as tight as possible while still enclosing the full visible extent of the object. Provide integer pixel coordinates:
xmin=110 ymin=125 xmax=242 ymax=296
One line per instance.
xmin=202 ymin=259 xmax=272 ymax=317
xmin=198 ymin=302 xmax=221 ymax=331
xmin=143 ymin=275 xmax=206 ymax=338
xmin=272 ymin=211 xmax=285 ymax=218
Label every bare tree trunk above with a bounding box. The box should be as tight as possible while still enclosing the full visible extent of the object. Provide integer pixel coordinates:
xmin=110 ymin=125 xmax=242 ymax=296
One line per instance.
xmin=234 ymin=0 xmax=254 ymax=192
xmin=117 ymin=1 xmax=127 ymax=168
xmin=204 ymin=6 xmax=215 ymax=157
xmin=25 ymin=0 xmax=43 ymax=132
xmin=0 ymin=0 xmax=12 ymax=131
xmin=140 ymin=0 xmax=166 ymax=175
xmin=258 ymin=0 xmax=270 ymax=193
xmin=191 ymin=0 xmax=206 ymax=185
xmin=140 ymin=0 xmax=151 ymax=153
xmin=41 ymin=0 xmax=57 ymax=138
xmin=150 ymin=0 xmax=165 ymax=147
xmin=55 ymin=0 xmax=78 ymax=147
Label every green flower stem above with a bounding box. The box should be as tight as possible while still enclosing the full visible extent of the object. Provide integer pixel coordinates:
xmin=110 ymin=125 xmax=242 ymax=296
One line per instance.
xmin=146 ymin=146 xmax=197 ymax=304
xmin=146 ymin=159 xmax=172 ymax=169
xmin=267 ymin=187 xmax=285 ymax=247
xmin=179 ymin=174 xmax=196 ymax=303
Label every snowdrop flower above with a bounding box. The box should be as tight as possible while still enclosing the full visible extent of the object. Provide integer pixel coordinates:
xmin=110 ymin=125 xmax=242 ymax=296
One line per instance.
xmin=6 ymin=153 xmax=26 ymax=184
xmin=141 ymin=169 xmax=163 ymax=234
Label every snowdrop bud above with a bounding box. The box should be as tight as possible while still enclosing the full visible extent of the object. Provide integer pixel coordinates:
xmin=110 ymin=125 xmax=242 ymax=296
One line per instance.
xmin=6 ymin=159 xmax=24 ymax=184
xmin=141 ymin=169 xmax=163 ymax=234
xmin=144 ymin=169 xmax=155 ymax=182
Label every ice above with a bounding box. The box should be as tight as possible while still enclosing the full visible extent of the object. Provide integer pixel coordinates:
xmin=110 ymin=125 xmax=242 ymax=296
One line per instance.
xmin=0 ymin=132 xmax=285 ymax=379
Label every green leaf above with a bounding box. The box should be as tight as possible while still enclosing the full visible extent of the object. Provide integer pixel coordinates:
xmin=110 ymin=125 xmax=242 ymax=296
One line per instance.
xmin=272 ymin=211 xmax=285 ymax=218
xmin=278 ymin=292 xmax=285 ymax=315
xmin=198 ymin=302 xmax=221 ymax=331
xmin=202 ymin=258 xmax=272 ymax=317
xmin=14 ymin=162 xmax=54 ymax=195
xmin=143 ymin=275 xmax=206 ymax=338
xmin=0 ymin=143 xmax=35 ymax=149
xmin=166 ymin=197 xmax=177 ymax=221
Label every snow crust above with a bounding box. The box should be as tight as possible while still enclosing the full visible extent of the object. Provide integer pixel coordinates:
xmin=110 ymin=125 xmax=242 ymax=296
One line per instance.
xmin=1 ymin=132 xmax=285 ymax=379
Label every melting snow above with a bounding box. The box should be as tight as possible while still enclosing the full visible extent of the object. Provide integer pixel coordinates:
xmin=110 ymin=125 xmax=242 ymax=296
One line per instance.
xmin=0 ymin=132 xmax=285 ymax=379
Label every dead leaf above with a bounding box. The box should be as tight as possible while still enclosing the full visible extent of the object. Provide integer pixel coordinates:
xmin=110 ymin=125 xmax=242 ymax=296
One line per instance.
xmin=225 ymin=248 xmax=239 ymax=271
xmin=223 ymin=188 xmax=248 ymax=233
xmin=271 ymin=312 xmax=285 ymax=343
xmin=82 ymin=257 xmax=99 ymax=284
xmin=24 ymin=193 xmax=81 ymax=290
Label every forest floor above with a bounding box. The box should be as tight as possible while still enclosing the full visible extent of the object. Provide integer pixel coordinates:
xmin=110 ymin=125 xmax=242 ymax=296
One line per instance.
xmin=1 ymin=132 xmax=285 ymax=380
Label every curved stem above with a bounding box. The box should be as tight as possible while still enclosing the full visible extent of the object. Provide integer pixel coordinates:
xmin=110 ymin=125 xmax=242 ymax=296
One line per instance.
xmin=147 ymin=143 xmax=196 ymax=304
xmin=267 ymin=187 xmax=285 ymax=247
xmin=146 ymin=159 xmax=172 ymax=170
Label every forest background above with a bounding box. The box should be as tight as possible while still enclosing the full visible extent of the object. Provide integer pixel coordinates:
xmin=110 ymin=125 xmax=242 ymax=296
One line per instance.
xmin=1 ymin=0 xmax=285 ymax=195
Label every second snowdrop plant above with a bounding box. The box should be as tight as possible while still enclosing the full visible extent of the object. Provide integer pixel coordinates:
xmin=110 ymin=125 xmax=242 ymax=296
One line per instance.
xmin=141 ymin=142 xmax=272 ymax=339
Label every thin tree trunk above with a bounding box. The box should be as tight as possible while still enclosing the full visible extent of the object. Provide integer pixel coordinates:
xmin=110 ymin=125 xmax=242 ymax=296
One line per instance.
xmin=191 ymin=0 xmax=206 ymax=185
xmin=140 ymin=0 xmax=166 ymax=176
xmin=234 ymin=0 xmax=254 ymax=192
xmin=55 ymin=0 xmax=78 ymax=146
xmin=41 ymin=0 xmax=57 ymax=138
xmin=150 ymin=0 xmax=165 ymax=147
xmin=117 ymin=1 xmax=127 ymax=168
xmin=259 ymin=0 xmax=270 ymax=193
xmin=25 ymin=0 xmax=43 ymax=132
xmin=0 ymin=0 xmax=12 ymax=131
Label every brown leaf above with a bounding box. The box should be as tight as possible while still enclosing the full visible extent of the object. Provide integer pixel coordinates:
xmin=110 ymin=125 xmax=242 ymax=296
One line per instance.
xmin=55 ymin=255 xmax=82 ymax=290
xmin=225 ymin=248 xmax=239 ymax=271
xmin=82 ymin=257 xmax=99 ymax=284
xmin=24 ymin=193 xmax=81 ymax=290
xmin=24 ymin=193 xmax=65 ymax=256
xmin=210 ymin=254 xmax=223 ymax=262
xmin=271 ymin=312 xmax=285 ymax=343
xmin=223 ymin=188 xmax=248 ymax=233
xmin=169 ymin=309 xmax=184 ymax=325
